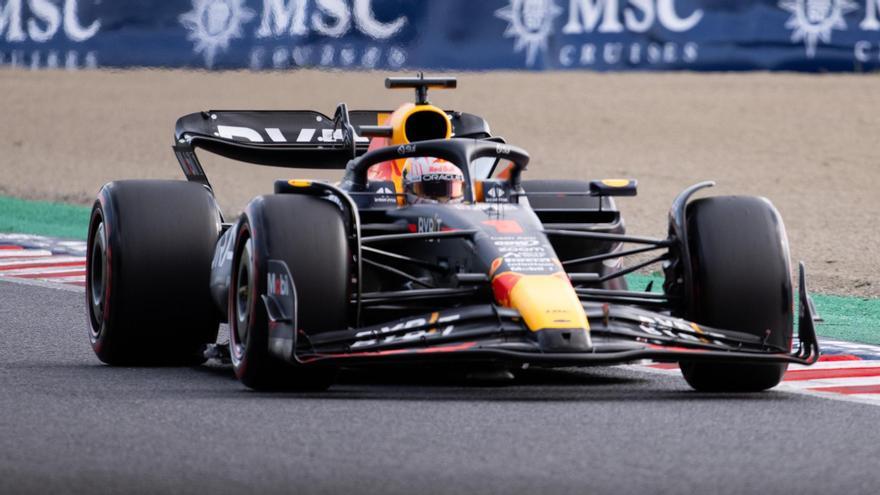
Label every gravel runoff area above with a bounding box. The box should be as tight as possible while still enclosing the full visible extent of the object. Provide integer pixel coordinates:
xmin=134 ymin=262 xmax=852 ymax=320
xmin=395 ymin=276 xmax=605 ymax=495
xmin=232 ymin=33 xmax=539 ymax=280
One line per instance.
xmin=0 ymin=69 xmax=878 ymax=297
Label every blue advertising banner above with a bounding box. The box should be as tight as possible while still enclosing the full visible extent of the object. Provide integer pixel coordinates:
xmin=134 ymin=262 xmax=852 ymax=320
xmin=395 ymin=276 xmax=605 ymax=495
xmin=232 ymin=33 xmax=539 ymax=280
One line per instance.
xmin=1 ymin=0 xmax=879 ymax=71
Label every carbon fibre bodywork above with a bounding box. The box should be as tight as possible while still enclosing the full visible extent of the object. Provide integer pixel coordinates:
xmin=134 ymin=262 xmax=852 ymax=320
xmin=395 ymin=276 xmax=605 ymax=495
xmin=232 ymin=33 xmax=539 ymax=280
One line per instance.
xmin=183 ymin=77 xmax=820 ymax=378
xmin=203 ymin=140 xmax=819 ymax=372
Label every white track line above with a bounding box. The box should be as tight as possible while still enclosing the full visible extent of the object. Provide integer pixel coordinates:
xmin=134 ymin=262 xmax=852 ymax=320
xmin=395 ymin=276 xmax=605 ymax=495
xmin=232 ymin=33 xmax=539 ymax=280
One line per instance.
xmin=0 ymin=250 xmax=54 ymax=258
xmin=788 ymin=361 xmax=880 ymax=370
xmin=2 ymin=266 xmax=86 ymax=276
xmin=781 ymin=376 xmax=880 ymax=389
xmin=820 ymin=342 xmax=880 ymax=354
xmin=0 ymin=256 xmax=85 ymax=268
xmin=35 ymin=275 xmax=85 ymax=283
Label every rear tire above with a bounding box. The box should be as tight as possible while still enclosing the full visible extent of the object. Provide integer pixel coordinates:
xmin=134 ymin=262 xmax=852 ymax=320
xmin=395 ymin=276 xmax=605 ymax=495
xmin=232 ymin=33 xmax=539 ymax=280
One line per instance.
xmin=229 ymin=194 xmax=350 ymax=391
xmin=678 ymin=196 xmax=793 ymax=392
xmin=86 ymin=180 xmax=221 ymax=365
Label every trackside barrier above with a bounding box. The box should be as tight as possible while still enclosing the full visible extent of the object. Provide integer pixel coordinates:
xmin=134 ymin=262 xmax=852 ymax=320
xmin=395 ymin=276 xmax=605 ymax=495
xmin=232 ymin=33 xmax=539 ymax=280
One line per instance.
xmin=1 ymin=0 xmax=879 ymax=71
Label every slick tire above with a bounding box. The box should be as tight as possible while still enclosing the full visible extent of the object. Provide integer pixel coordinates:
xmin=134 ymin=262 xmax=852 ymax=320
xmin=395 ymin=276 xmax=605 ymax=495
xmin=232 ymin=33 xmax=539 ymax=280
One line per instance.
xmin=86 ymin=180 xmax=222 ymax=365
xmin=678 ymin=196 xmax=793 ymax=392
xmin=229 ymin=195 xmax=350 ymax=391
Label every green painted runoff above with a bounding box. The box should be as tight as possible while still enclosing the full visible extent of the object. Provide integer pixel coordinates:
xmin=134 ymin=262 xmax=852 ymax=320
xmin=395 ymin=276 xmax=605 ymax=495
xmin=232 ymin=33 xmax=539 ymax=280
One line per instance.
xmin=0 ymin=196 xmax=90 ymax=240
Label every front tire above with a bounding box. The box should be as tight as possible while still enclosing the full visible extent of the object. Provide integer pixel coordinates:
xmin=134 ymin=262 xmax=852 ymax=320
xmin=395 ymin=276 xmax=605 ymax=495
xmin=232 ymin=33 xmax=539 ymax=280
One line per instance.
xmin=677 ymin=196 xmax=793 ymax=392
xmin=229 ymin=194 xmax=350 ymax=391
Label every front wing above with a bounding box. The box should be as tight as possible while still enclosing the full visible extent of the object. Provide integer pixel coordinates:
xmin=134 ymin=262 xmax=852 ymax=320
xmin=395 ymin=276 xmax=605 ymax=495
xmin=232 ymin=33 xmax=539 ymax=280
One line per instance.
xmin=267 ymin=265 xmax=820 ymax=369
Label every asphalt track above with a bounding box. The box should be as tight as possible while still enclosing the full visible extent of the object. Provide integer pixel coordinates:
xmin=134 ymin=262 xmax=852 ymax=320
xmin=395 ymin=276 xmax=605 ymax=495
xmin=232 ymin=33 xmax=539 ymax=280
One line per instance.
xmin=3 ymin=280 xmax=880 ymax=495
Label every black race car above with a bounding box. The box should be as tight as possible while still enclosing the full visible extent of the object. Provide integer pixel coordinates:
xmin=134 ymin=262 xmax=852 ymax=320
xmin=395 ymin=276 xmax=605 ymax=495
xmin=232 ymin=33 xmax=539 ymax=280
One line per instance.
xmin=85 ymin=75 xmax=820 ymax=391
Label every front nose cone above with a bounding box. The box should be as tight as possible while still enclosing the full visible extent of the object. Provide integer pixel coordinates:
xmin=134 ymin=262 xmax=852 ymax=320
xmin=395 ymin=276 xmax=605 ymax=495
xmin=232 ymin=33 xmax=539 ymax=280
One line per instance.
xmin=492 ymin=272 xmax=592 ymax=351
xmin=536 ymin=328 xmax=592 ymax=352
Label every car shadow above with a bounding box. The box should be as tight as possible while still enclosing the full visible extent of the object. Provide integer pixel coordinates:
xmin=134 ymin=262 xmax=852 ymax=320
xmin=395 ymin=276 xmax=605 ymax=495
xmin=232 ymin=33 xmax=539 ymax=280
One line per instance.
xmin=15 ymin=361 xmax=794 ymax=403
xmin=186 ymin=361 xmax=790 ymax=403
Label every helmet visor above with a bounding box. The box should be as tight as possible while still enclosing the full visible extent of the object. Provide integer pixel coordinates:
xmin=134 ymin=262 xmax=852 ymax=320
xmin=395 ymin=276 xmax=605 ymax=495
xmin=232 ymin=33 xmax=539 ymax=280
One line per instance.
xmin=411 ymin=177 xmax=464 ymax=202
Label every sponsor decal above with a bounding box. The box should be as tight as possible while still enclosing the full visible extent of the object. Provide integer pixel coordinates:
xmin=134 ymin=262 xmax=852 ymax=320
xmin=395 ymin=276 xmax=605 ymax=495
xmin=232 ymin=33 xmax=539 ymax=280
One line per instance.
xmin=0 ymin=0 xmax=100 ymax=69
xmin=178 ymin=0 xmax=411 ymax=68
xmin=397 ymin=143 xmax=417 ymax=155
xmin=4 ymin=1 xmax=880 ymax=70
xmin=180 ymin=0 xmax=256 ymax=68
xmin=780 ymin=0 xmax=859 ymax=57
xmin=495 ymin=0 xmax=562 ymax=67
xmin=374 ymin=186 xmax=396 ymax=203
xmin=416 ymin=215 xmax=443 ymax=233
xmin=212 ymin=123 xmax=368 ymax=143
xmin=267 ymin=270 xmax=290 ymax=296
xmin=0 ymin=0 xmax=100 ymax=43
xmin=636 ymin=314 xmax=728 ymax=344
xmin=496 ymin=0 xmax=704 ymax=67
xmin=491 ymin=237 xmax=542 ymax=247
xmin=175 ymin=150 xmax=202 ymax=176
xmin=502 ymin=256 xmax=559 ymax=273
xmin=0 ymin=0 xmax=408 ymax=70
xmin=776 ymin=1 xmax=880 ymax=63
xmin=493 ymin=1 xmax=880 ymax=68
xmin=486 ymin=185 xmax=507 ymax=203
xmin=211 ymin=229 xmax=235 ymax=269
xmin=244 ymin=0 xmax=409 ymax=69
xmin=490 ymin=235 xmax=560 ymax=273
xmin=215 ymin=124 xmax=264 ymax=142
xmin=351 ymin=313 xmax=460 ymax=348
xmin=495 ymin=143 xmax=512 ymax=155
xmin=421 ymin=173 xmax=461 ymax=181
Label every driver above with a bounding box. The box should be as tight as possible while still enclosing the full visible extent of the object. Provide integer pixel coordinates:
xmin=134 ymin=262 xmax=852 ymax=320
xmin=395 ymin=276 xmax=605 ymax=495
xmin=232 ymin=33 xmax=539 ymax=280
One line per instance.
xmin=401 ymin=157 xmax=465 ymax=204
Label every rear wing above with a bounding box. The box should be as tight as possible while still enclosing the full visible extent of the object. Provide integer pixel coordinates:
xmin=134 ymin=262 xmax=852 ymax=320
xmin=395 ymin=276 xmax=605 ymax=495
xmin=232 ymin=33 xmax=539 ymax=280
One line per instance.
xmin=172 ymin=103 xmax=491 ymax=189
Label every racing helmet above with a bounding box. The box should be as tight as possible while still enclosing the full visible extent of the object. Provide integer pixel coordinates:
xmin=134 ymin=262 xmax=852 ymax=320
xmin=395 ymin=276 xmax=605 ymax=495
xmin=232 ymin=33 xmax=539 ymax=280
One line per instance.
xmin=402 ymin=157 xmax=465 ymax=204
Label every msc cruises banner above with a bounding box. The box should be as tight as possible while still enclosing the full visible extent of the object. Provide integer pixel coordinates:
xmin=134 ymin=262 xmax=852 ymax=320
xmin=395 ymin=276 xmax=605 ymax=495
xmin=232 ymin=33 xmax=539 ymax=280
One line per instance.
xmin=1 ymin=0 xmax=880 ymax=71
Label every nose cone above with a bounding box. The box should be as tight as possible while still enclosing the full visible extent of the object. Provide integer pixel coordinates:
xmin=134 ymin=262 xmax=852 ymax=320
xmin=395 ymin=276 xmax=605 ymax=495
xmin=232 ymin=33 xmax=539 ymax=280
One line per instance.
xmin=492 ymin=271 xmax=592 ymax=351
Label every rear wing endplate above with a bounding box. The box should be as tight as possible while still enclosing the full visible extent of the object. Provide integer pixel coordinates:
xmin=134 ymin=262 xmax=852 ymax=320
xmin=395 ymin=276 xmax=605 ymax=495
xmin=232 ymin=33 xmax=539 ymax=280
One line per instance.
xmin=174 ymin=104 xmax=373 ymax=188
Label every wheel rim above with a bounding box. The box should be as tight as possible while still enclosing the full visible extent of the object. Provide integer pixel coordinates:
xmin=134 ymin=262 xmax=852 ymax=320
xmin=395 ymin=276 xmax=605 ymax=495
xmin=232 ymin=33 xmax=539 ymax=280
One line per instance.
xmin=231 ymin=237 xmax=254 ymax=362
xmin=88 ymin=221 xmax=107 ymax=338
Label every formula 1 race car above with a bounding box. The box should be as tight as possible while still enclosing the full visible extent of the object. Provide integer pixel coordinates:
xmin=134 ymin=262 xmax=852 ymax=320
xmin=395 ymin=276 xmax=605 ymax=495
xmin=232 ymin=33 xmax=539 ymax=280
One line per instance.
xmin=85 ymin=75 xmax=821 ymax=392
